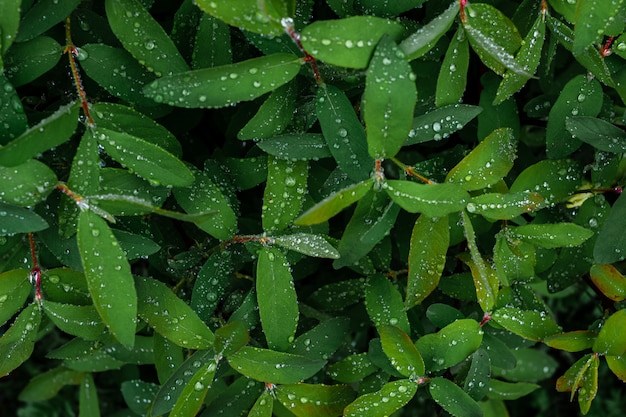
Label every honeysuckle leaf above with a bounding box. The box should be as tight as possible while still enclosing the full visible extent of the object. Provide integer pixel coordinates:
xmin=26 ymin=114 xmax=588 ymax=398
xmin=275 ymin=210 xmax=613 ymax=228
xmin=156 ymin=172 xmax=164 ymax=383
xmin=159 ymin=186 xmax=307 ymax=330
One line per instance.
xmin=170 ymin=355 xmax=218 ymax=417
xmin=566 ymin=116 xmax=626 ymax=153
xmin=384 ymin=180 xmax=469 ymax=217
xmin=0 ymin=159 xmax=56 ymax=207
xmin=464 ymin=349 xmax=491 ymax=401
xmin=593 ymin=309 xmax=626 ymax=356
xmin=509 ymin=223 xmax=594 ymax=249
xmin=407 ymin=104 xmax=482 ymax=145
xmin=491 ymin=307 xmax=562 ymax=342
xmin=15 ymin=0 xmax=81 ymax=42
xmin=248 ymin=390 xmax=273 ymax=417
xmin=238 ymin=82 xmax=296 ymax=140
xmin=327 ymin=353 xmax=378 ymax=383
xmin=275 ymin=383 xmax=356 ymax=417
xmin=0 ymin=75 xmax=27 ymax=141
xmin=344 ymin=379 xmax=417 ymax=417
xmin=556 ymin=353 xmax=599 ymax=412
xmin=487 ymin=379 xmax=540 ymax=401
xmin=399 ymin=1 xmax=460 ymax=60
xmin=307 ymin=278 xmax=366 ymax=312
xmin=3 ymin=36 xmax=63 ymax=87
xmin=365 ymin=273 xmax=410 ymax=334
xmin=509 ymin=159 xmax=581 ymax=205
xmin=544 ymin=331 xmax=597 ymax=352
xmin=379 ymin=325 xmax=425 ymax=377
xmin=0 ymin=269 xmax=30 ymax=327
xmin=257 ymin=133 xmax=331 ymax=161
xmin=195 ymin=0 xmax=295 ymax=36
xmin=606 ymin=355 xmax=626 ymax=382
xmin=262 ymin=156 xmax=307 ymax=232
xmin=415 ymin=319 xmax=483 ymax=372
xmin=288 ymin=317 xmax=350 ymax=360
xmin=0 ymin=303 xmax=41 ymax=377
xmin=191 ymin=251 xmax=233 ymax=322
xmin=300 ymin=16 xmax=405 ymax=68
xmin=273 ymin=233 xmax=339 ymax=259
xmin=493 ymin=228 xmax=536 ymax=285
xmin=429 ymin=377 xmax=482 ymax=417
xmin=436 ymin=27 xmax=470 ymax=107
xmin=0 ymin=202 xmax=48 ymax=235
xmin=589 ymin=264 xmax=626 ymax=301
xmin=43 ymin=301 xmax=106 ymax=341
xmin=466 ymin=191 xmax=545 ymax=220
xmin=143 ymin=53 xmax=302 ymax=108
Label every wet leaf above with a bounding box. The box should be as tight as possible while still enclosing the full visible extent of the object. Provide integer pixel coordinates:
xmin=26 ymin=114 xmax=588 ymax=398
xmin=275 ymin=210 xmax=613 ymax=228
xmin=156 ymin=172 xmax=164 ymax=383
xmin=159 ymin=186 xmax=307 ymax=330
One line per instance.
xmin=0 ymin=203 xmax=48 ymax=235
xmin=105 ymin=0 xmax=188 ymax=76
xmin=43 ymin=301 xmax=106 ymax=341
xmin=566 ymin=116 xmax=626 ymax=153
xmin=363 ymin=35 xmax=416 ymax=159
xmin=436 ymin=27 xmax=470 ymax=107
xmin=273 ymin=233 xmax=339 ymax=259
xmin=3 ymin=36 xmax=63 ymax=87
xmin=406 ymin=104 xmax=482 ymax=146
xmin=215 ymin=321 xmax=249 ymax=357
xmin=426 ymin=303 xmax=464 ymax=328
xmin=594 ymin=193 xmax=626 ymax=264
xmin=544 ymin=331 xmax=596 ymax=352
xmin=258 ymin=134 xmax=331 ymax=161
xmin=289 ymin=317 xmax=350 ymax=360
xmin=79 ymin=373 xmax=100 ymax=417
xmin=406 ymin=215 xmax=449 ymax=308
xmin=316 ymin=84 xmax=373 ymax=181
xmin=191 ymin=251 xmax=233 ymax=322
xmin=307 ymin=278 xmax=366 ymax=312
xmin=192 ymin=13 xmax=232 ymax=69
xmin=16 ymin=0 xmax=80 ymax=42
xmin=249 ymin=390 xmax=273 ymax=417
xmin=0 ymin=269 xmax=30 ymax=327
xmin=0 ymin=75 xmax=27 ymax=142
xmin=606 ymin=355 xmax=626 ymax=382
xmin=77 ymin=210 xmax=136 ymax=349
xmin=464 ymin=349 xmax=491 ymax=401
xmin=0 ymin=159 xmax=56 ymax=207
xmin=135 ymin=275 xmax=214 ymax=349
xmin=416 ymin=319 xmax=483 ymax=372
xmin=593 ymin=309 xmax=626 ymax=356
xmin=467 ymin=191 xmax=545 ymax=221
xmin=121 ymin=380 xmax=160 ymax=415
xmin=170 ymin=356 xmax=218 ymax=417
xmin=0 ymin=101 xmax=79 ymax=167
xmin=493 ymin=229 xmax=536 ymax=285
xmin=228 ymin=346 xmax=326 ymax=384
xmin=41 ymin=268 xmax=91 ymax=306
xmin=0 ymin=0 xmax=21 ymax=54
xmin=296 ymin=180 xmax=373 ymax=226
xmin=0 ymin=303 xmax=41 ymax=377
xmin=300 ymin=16 xmax=405 ymax=68
xmin=195 ymin=0 xmax=294 ymax=36
xmin=556 ymin=353 xmax=598 ymax=413
xmin=487 ymin=379 xmax=540 ymax=400
xmin=143 ymin=53 xmax=302 ymax=108
xmin=399 ymin=1 xmax=459 ymax=60
xmin=276 ymin=383 xmax=356 ymax=417
xmin=365 ymin=273 xmax=410 ymax=334
xmin=238 ymin=82 xmax=296 ymax=140
xmin=380 ymin=325 xmax=425 ymax=377
xmin=510 ymin=223 xmax=593 ymax=249
xmin=18 ymin=367 xmax=83 ymax=402
xmin=446 ymin=128 xmax=517 ymax=191
xmin=327 ymin=353 xmax=378 ymax=383
xmin=429 ymin=377 xmax=482 ymax=417
xmin=384 ymin=180 xmax=469 ymax=217
xmin=262 ymin=156 xmax=307 ymax=232
xmin=589 ymin=264 xmax=626 ymax=301
xmin=344 ymin=379 xmax=416 ymax=417
xmin=509 ymin=159 xmax=581 ymax=205
xmin=573 ymin=0 xmax=625 ymax=55
xmin=491 ymin=307 xmax=561 ymax=341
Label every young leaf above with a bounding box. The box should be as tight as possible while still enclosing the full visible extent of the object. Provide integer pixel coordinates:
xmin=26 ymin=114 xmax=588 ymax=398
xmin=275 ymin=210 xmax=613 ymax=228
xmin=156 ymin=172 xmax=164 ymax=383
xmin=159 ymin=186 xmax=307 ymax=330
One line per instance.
xmin=380 ymin=325 xmax=425 ymax=377
xmin=300 ymin=16 xmax=405 ymax=68
xmin=316 ymin=84 xmax=373 ymax=182
xmin=416 ymin=319 xmax=483 ymax=372
xmin=429 ymin=377 xmax=482 ymax=417
xmin=406 ymin=104 xmax=482 ymax=146
xmin=446 ymin=128 xmax=517 ymax=191
xmin=365 ymin=273 xmax=410 ymax=334
xmin=0 ymin=303 xmax=41 ymax=377
xmin=384 ymin=180 xmax=469 ymax=217
xmin=406 ymin=215 xmax=449 ymax=308
xmin=256 ymin=247 xmax=298 ymax=351
xmin=510 ymin=223 xmax=594 ymax=249
xmin=105 ymin=0 xmax=188 ymax=76
xmin=491 ymin=307 xmax=561 ymax=341
xmin=509 ymin=159 xmax=581 ymax=205
xmin=589 ymin=264 xmax=626 ymax=301
xmin=399 ymin=1 xmax=460 ymax=60
xmin=275 ymin=383 xmax=356 ymax=417
xmin=343 ymin=379 xmax=417 ymax=417
xmin=43 ymin=301 xmax=106 ymax=341
xmin=436 ymin=27 xmax=470 ymax=107
xmin=238 ymin=82 xmax=296 ymax=140
xmin=0 ymin=102 xmax=79 ymax=167
xmin=272 ymin=233 xmax=339 ymax=259
xmin=363 ymin=35 xmax=416 ymax=159
xmin=135 ymin=276 xmax=214 ymax=349
xmin=593 ymin=309 xmax=626 ymax=356
xmin=77 ymin=210 xmax=137 ymax=349
xmin=466 ymin=191 xmax=544 ymax=221
xmin=544 ymin=331 xmax=597 ymax=352
xmin=566 ymin=116 xmax=626 ymax=153
xmin=228 ymin=346 xmax=326 ymax=384
xmin=143 ymin=53 xmax=302 ymax=108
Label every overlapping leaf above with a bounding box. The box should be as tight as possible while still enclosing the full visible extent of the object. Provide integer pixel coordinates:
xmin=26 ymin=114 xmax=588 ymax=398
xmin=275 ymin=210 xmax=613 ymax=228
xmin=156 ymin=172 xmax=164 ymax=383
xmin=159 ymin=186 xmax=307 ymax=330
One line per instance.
xmin=399 ymin=1 xmax=460 ymax=60
xmin=384 ymin=180 xmax=469 ymax=217
xmin=195 ymin=0 xmax=294 ymax=36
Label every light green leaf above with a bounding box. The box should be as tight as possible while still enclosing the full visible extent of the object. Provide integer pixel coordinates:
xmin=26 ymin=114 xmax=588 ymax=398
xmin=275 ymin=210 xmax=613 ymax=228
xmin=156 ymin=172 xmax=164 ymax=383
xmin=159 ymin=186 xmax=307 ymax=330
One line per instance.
xmin=406 ymin=215 xmax=449 ymax=308
xmin=3 ymin=36 xmax=63 ymax=87
xmin=384 ymin=180 xmax=469 ymax=217
xmin=238 ymin=82 xmax=296 ymax=140
xmin=215 ymin=321 xmax=249 ymax=357
xmin=590 ymin=264 xmax=626 ymax=301
xmin=228 ymin=346 xmax=326 ymax=384
xmin=406 ymin=104 xmax=482 ymax=145
xmin=436 ymin=27 xmax=470 ymax=107
xmin=0 ymin=303 xmax=41 ymax=377
xmin=492 ymin=307 xmax=561 ymax=341
xmin=606 ymin=355 xmax=626 ymax=382
xmin=365 ymin=273 xmax=410 ymax=334
xmin=170 ymin=356 xmax=218 ymax=417
xmin=262 ymin=156 xmax=308 ymax=232
xmin=593 ymin=309 xmax=626 ymax=356
xmin=257 ymin=247 xmax=298 ymax=351
xmin=0 ymin=0 xmax=21 ymax=53
xmin=0 ymin=159 xmax=56 ymax=207
xmin=77 ymin=210 xmax=136 ymax=348
xmin=344 ymin=379 xmax=416 ymax=417
xmin=399 ymin=1 xmax=459 ymax=60
xmin=429 ymin=377 xmax=482 ymax=417
xmin=510 ymin=223 xmax=593 ymax=249
xmin=105 ymin=0 xmax=188 ymax=76
xmin=257 ymin=134 xmax=332 ymax=161
xmin=0 ymin=102 xmax=79 ymax=167
xmin=273 ymin=233 xmax=339 ymax=259
xmin=43 ymin=301 xmax=106 ymax=341
xmin=416 ymin=319 xmax=483 ymax=372
xmin=143 ymin=53 xmax=302 ymax=108
xmin=135 ymin=275 xmax=214 ymax=349
xmin=249 ymin=390 xmax=273 ymax=417
xmin=0 ymin=269 xmax=30 ymax=327
xmin=573 ymin=0 xmax=625 ymax=55
xmin=300 ymin=16 xmax=405 ymax=68
xmin=467 ymin=191 xmax=545 ymax=220
xmin=544 ymin=331 xmax=597 ymax=352
xmin=380 ymin=325 xmax=425 ymax=377
xmin=509 ymin=159 xmax=581 ymax=205
xmin=446 ymin=128 xmax=516 ymax=191
xmin=276 ymin=383 xmax=356 ymax=417
xmin=364 ymin=35 xmax=416 ymax=159
xmin=195 ymin=0 xmax=294 ymax=36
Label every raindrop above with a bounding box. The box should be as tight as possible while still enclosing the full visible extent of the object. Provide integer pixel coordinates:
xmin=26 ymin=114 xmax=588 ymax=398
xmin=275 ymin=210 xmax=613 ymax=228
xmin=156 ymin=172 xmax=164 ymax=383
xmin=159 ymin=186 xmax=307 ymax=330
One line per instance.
xmin=144 ymin=40 xmax=156 ymax=50
xmin=338 ymin=128 xmax=348 ymax=137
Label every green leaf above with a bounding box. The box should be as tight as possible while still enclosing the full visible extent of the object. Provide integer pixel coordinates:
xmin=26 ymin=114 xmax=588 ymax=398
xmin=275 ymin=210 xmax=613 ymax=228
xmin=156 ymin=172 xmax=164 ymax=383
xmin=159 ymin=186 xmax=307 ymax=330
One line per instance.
xmin=300 ymin=16 xmax=405 ymax=68
xmin=192 ymin=13 xmax=232 ymax=69
xmin=436 ymin=27 xmax=470 ymax=107
xmin=238 ymin=82 xmax=296 ymax=140
xmin=0 ymin=303 xmax=41 ymax=377
xmin=228 ymin=346 xmax=326 ymax=384
xmin=399 ymin=1 xmax=460 ymax=60
xmin=249 ymin=390 xmax=273 ymax=417
xmin=428 ymin=377 xmax=482 ymax=417
xmin=135 ymin=275 xmax=214 ymax=349
xmin=0 ymin=102 xmax=79 ymax=167
xmin=384 ymin=180 xmax=469 ymax=217
xmin=276 ymin=383 xmax=356 ymax=417
xmin=0 ymin=159 xmax=57 ymax=207
xmin=316 ymin=84 xmax=373 ymax=181
xmin=544 ymin=331 xmax=597 ymax=352
xmin=495 ymin=348 xmax=558 ymax=383
xmin=0 ymin=269 xmax=30 ymax=327
xmin=0 ymin=0 xmax=21 ymax=54
xmin=288 ymin=317 xmax=350 ymax=360
xmin=406 ymin=104 xmax=482 ymax=146
xmin=606 ymin=355 xmax=626 ymax=382
xmin=487 ymin=379 xmax=540 ymax=401
xmin=174 ymin=166 xmax=236 ymax=240
xmin=365 ymin=273 xmax=410 ymax=334
xmin=464 ymin=349 xmax=491 ymax=401
xmin=510 ymin=223 xmax=594 ymax=249
xmin=556 ymin=353 xmax=599 ymax=413
xmin=566 ymin=116 xmax=626 ymax=153
xmin=344 ymin=379 xmax=417 ymax=417
xmin=594 ymin=193 xmax=626 ymax=263
xmin=406 ymin=215 xmax=449 ymax=308
xmin=79 ymin=373 xmax=100 ymax=417
xmin=195 ymin=0 xmax=294 ymax=37
xmin=15 ymin=0 xmax=80 ymax=42
xmin=573 ymin=0 xmax=625 ymax=55
xmin=43 ymin=301 xmax=106 ymax=341
xmin=495 ymin=15 xmax=545 ymax=104
xmin=590 ymin=264 xmax=626 ymax=301
xmin=0 ymin=75 xmax=27 ymax=142
xmin=463 ymin=3 xmax=524 ymax=76
xmin=105 ymin=0 xmax=188 ymax=76
xmin=191 ymin=251 xmax=233 ymax=321
xmin=121 ymin=380 xmax=160 ymax=415
xmin=295 ymin=179 xmax=373 ymax=226
xmin=356 ymin=0 xmax=422 ymax=17
xmin=143 ymin=53 xmax=302 ymax=108
xmin=3 ymin=36 xmax=63 ymax=87
xmin=593 ymin=309 xmax=626 ymax=356
xmin=170 ymin=356 xmax=218 ymax=417
xmin=256 ymin=247 xmax=298 ymax=351
xmin=262 ymin=157 xmax=307 ymax=232
xmin=77 ymin=210 xmax=136 ymax=348
xmin=257 ymin=134 xmax=331 ymax=161
xmin=18 ymin=367 xmax=83 ymax=402
xmin=363 ymin=35 xmax=416 ymax=159
xmin=380 ymin=325 xmax=425 ymax=377
xmin=0 ymin=202 xmax=48 ymax=235
xmin=446 ymin=128 xmax=516 ymax=191
xmin=493 ymin=229 xmax=536 ymax=285
xmin=509 ymin=159 xmax=581 ymax=205
xmin=215 ymin=321 xmax=249 ymax=357
xmin=327 ymin=353 xmax=378 ymax=383
xmin=272 ymin=233 xmax=339 ymax=259
xmin=491 ymin=307 xmax=561 ymax=341
xmin=41 ymin=268 xmax=90 ymax=305
xmin=578 ymin=354 xmax=599 ymax=414
xmin=416 ymin=319 xmax=483 ymax=372
xmin=307 ymin=278 xmax=366 ymax=312
xmin=426 ymin=303 xmax=464 ymax=328
xmin=467 ymin=191 xmax=545 ymax=221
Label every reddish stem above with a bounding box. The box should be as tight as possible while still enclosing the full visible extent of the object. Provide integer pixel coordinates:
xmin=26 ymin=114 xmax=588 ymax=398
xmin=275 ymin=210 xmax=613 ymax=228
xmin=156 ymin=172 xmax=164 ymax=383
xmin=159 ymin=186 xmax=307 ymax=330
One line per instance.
xmin=479 ymin=312 xmax=492 ymax=327
xmin=460 ymin=0 xmax=467 ymax=23
xmin=282 ymin=18 xmax=323 ymax=84
xmin=601 ymin=36 xmax=615 ymax=57
xmin=28 ymin=233 xmax=42 ymax=302
xmin=65 ymin=17 xmax=95 ymax=126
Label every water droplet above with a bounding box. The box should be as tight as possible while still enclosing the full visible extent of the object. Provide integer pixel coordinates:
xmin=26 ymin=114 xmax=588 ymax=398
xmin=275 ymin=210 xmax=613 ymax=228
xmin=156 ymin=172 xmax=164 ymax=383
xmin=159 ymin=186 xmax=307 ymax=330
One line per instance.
xmin=321 ymin=39 xmax=331 ymax=46
xmin=432 ymin=122 xmax=441 ymax=132
xmin=338 ymin=128 xmax=348 ymax=137
xmin=91 ymin=229 xmax=100 ymax=237
xmin=344 ymin=40 xmax=354 ymax=48
xmin=577 ymin=94 xmax=586 ymax=102
xmin=144 ymin=40 xmax=155 ymax=50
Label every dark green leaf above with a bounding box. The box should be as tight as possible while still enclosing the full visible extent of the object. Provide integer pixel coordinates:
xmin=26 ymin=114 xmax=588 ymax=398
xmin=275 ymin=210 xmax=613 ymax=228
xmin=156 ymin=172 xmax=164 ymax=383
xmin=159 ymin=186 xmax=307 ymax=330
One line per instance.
xmin=195 ymin=0 xmax=293 ymax=36
xmin=273 ymin=233 xmax=339 ymax=259
xmin=307 ymin=278 xmax=366 ymax=311
xmin=43 ymin=301 xmax=106 ymax=340
xmin=510 ymin=223 xmax=593 ymax=249
xmin=0 ymin=0 xmax=21 ymax=53
xmin=509 ymin=159 xmax=581 ymax=205
xmin=487 ymin=379 xmax=540 ymax=400
xmin=276 ymin=383 xmax=356 ymax=417
xmin=399 ymin=1 xmax=460 ymax=60
xmin=215 ymin=321 xmax=249 ymax=357
xmin=257 ymin=134 xmax=332 ymax=160
xmin=0 ymin=303 xmax=41 ymax=377
xmin=436 ymin=27 xmax=470 ymax=107
xmin=289 ymin=317 xmax=350 ymax=360
xmin=429 ymin=377 xmax=482 ymax=417
xmin=18 ymin=367 xmax=83 ymax=402
xmin=344 ymin=379 xmax=417 ymax=417
xmin=0 ymin=75 xmax=27 ymax=142
xmin=3 ymin=36 xmax=63 ymax=87
xmin=384 ymin=180 xmax=469 ymax=217
xmin=191 ymin=251 xmax=233 ymax=321
xmin=467 ymin=191 xmax=545 ymax=221
xmin=192 ymin=13 xmax=232 ymax=69
xmin=594 ymin=193 xmax=626 ymax=264
xmin=121 ymin=380 xmax=160 ymax=415
xmin=566 ymin=116 xmax=626 ymax=153
xmin=491 ymin=307 xmax=561 ymax=341
xmin=16 ymin=0 xmax=81 ymax=42
xmin=0 ymin=202 xmax=48 ymax=235
xmin=573 ymin=0 xmax=625 ymax=55
xmin=79 ymin=373 xmax=100 ymax=417
xmin=170 ymin=356 xmax=218 ymax=417
xmin=262 ymin=157 xmax=307 ymax=232
xmin=327 ymin=353 xmax=378 ymax=383
xmin=406 ymin=104 xmax=482 ymax=146
xmin=365 ymin=273 xmax=410 ymax=334
xmin=0 ymin=269 xmax=30 ymax=327
xmin=416 ymin=319 xmax=483 ymax=372
xmin=464 ymin=349 xmax=491 ymax=401
xmin=238 ymin=82 xmax=296 ymax=140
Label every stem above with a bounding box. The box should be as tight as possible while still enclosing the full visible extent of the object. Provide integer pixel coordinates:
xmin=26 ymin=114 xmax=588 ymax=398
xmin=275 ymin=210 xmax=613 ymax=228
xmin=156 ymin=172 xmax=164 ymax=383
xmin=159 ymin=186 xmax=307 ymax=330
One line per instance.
xmin=65 ymin=16 xmax=95 ymax=126
xmin=390 ymin=158 xmax=434 ymax=184
xmin=28 ymin=233 xmax=43 ymax=303
xmin=281 ymin=18 xmax=323 ymax=84
xmin=460 ymin=0 xmax=467 ymax=23
xmin=601 ymin=36 xmax=615 ymax=57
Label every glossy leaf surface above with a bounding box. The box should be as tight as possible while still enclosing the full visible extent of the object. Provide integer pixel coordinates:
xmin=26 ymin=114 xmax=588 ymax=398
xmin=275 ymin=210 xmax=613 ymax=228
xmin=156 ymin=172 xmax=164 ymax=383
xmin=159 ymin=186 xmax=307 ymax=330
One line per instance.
xmin=384 ymin=180 xmax=469 ymax=217
xmin=429 ymin=377 xmax=482 ymax=417
xmin=0 ymin=269 xmax=30 ymax=327
xmin=0 ymin=159 xmax=56 ymax=206
xmin=492 ymin=307 xmax=561 ymax=342
xmin=262 ymin=157 xmax=307 ymax=232
xmin=195 ymin=0 xmax=294 ymax=36
xmin=406 ymin=104 xmax=482 ymax=145
xmin=0 ymin=203 xmax=48 ymax=235
xmin=43 ymin=301 xmax=106 ymax=341
xmin=365 ymin=273 xmax=410 ymax=334
xmin=593 ymin=309 xmax=626 ymax=356
xmin=416 ymin=319 xmax=483 ymax=372
xmin=566 ymin=116 xmax=626 ymax=153
xmin=380 ymin=325 xmax=425 ymax=377
xmin=594 ymin=193 xmax=626 ymax=264
xmin=589 ymin=264 xmax=626 ymax=301
xmin=510 ymin=223 xmax=593 ymax=249
xmin=0 ymin=303 xmax=41 ymax=377
xmin=436 ymin=27 xmax=470 ymax=107
xmin=344 ymin=379 xmax=417 ymax=417
xmin=275 ymin=383 xmax=356 ymax=417
xmin=399 ymin=1 xmax=459 ymax=60
xmin=273 ymin=233 xmax=339 ymax=259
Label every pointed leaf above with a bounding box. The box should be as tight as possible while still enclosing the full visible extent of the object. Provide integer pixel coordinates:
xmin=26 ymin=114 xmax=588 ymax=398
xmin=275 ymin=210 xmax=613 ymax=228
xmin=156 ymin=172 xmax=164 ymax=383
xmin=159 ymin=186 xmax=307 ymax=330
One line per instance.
xmin=509 ymin=159 xmax=581 ymax=205
xmin=364 ymin=35 xmax=416 ymax=159
xmin=578 ymin=354 xmax=599 ymax=414
xmin=0 ymin=159 xmax=56 ymax=207
xmin=273 ymin=233 xmax=339 ymax=259
xmin=416 ymin=319 xmax=483 ymax=372
xmin=590 ymin=264 xmax=626 ymax=301
xmin=195 ymin=0 xmax=293 ymax=36
xmin=0 ymin=203 xmax=48 ymax=235
xmin=77 ymin=210 xmax=137 ymax=348
xmin=170 ymin=356 xmax=218 ymax=417
xmin=566 ymin=116 xmax=626 ymax=153
xmin=238 ymin=82 xmax=296 ymax=140
xmin=491 ymin=307 xmax=561 ymax=341
xmin=399 ymin=1 xmax=460 ymax=60
xmin=18 ymin=367 xmax=84 ymax=402
xmin=327 ymin=353 xmax=378 ymax=383
xmin=262 ymin=157 xmax=307 ymax=232
xmin=406 ymin=104 xmax=482 ymax=146
xmin=0 ymin=303 xmax=41 ymax=377
xmin=257 ymin=247 xmax=298 ymax=351
xmin=0 ymin=269 xmax=30 ymax=327
xmin=365 ymin=273 xmax=410 ymax=334
xmin=467 ymin=191 xmax=545 ymax=220
xmin=544 ymin=331 xmax=596 ymax=352
xmin=3 ymin=36 xmax=63 ymax=87
xmin=228 ymin=346 xmax=326 ymax=384
xmin=191 ymin=251 xmax=233 ymax=321
xmin=487 ymin=379 xmax=540 ymax=400
xmin=257 ymin=134 xmax=331 ymax=161
xmin=606 ymin=355 xmax=626 ymax=382
xmin=436 ymin=27 xmax=470 ymax=107
xmin=380 ymin=325 xmax=425 ymax=377
xmin=0 ymin=75 xmax=27 ymax=142
xmin=307 ymin=278 xmax=366 ymax=311
xmin=15 ymin=0 xmax=80 ymax=42
xmin=344 ymin=379 xmax=417 ymax=417
xmin=429 ymin=377 xmax=482 ymax=417
xmin=276 ymin=383 xmax=356 ymax=417
xmin=215 ymin=321 xmax=249 ymax=357
xmin=143 ymin=53 xmax=302 ymax=108
xmin=43 ymin=301 xmax=106 ymax=340
xmin=300 ymin=16 xmax=405 ymax=68
xmin=464 ymin=349 xmax=491 ymax=401
xmin=79 ymin=373 xmax=100 ymax=417
xmin=289 ymin=317 xmax=350 ymax=360
xmin=594 ymin=193 xmax=626 ymax=264
xmin=0 ymin=0 xmax=21 ymax=53
xmin=510 ymin=223 xmax=593 ymax=249
xmin=384 ymin=180 xmax=469 ymax=217
xmin=593 ymin=309 xmax=626 ymax=356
